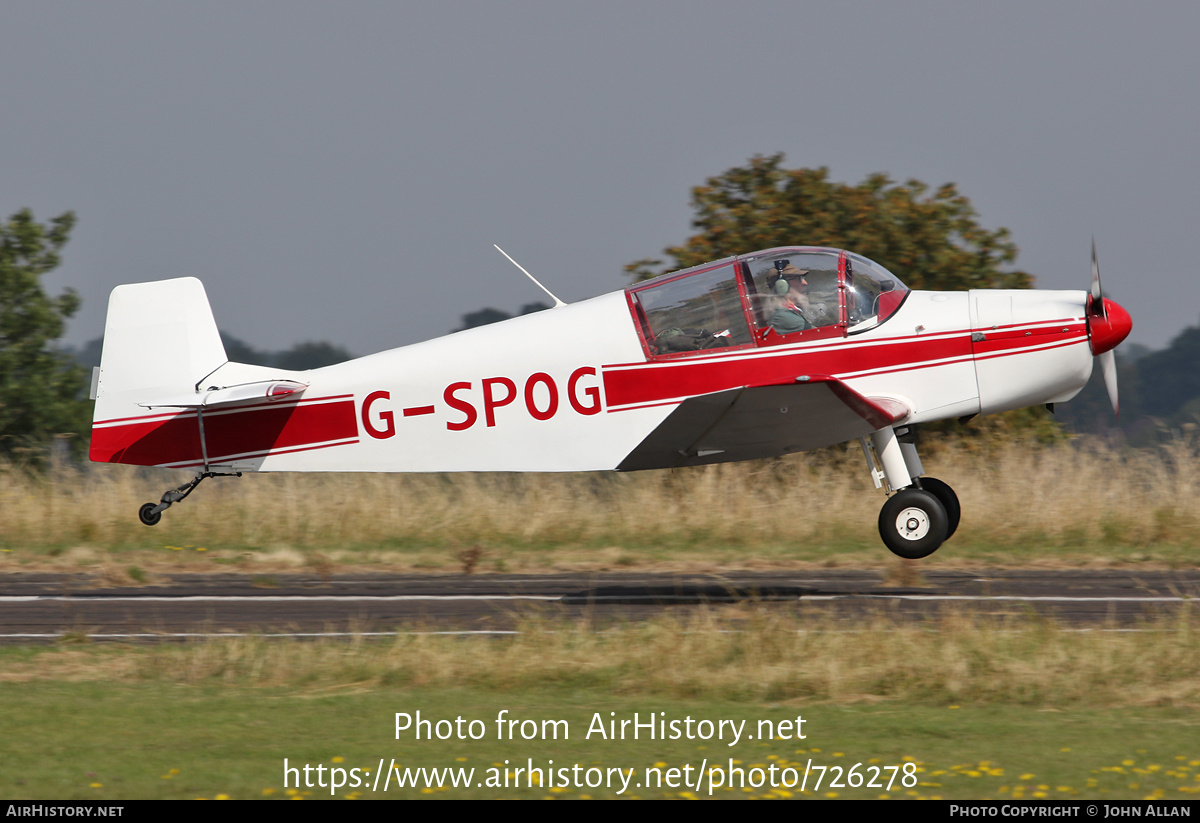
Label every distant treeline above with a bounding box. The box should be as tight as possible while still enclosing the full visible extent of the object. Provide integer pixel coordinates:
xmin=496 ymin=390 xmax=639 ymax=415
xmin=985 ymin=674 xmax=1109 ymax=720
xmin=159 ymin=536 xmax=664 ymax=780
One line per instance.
xmin=69 ymin=333 xmax=354 ymax=372
xmin=1045 ymin=322 xmax=1200 ymax=442
xmin=69 ymin=300 xmax=554 ymax=371
xmin=454 ymin=301 xmax=550 ymax=332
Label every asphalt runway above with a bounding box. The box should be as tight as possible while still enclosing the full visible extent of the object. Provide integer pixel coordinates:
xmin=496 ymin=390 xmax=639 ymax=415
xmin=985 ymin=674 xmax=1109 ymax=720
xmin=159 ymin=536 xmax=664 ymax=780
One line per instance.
xmin=1 ymin=569 xmax=1196 ymax=641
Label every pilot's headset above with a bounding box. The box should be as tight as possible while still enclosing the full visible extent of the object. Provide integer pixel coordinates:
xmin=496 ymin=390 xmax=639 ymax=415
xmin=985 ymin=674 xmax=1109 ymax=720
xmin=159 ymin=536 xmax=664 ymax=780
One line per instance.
xmin=771 ymin=260 xmax=806 ymax=295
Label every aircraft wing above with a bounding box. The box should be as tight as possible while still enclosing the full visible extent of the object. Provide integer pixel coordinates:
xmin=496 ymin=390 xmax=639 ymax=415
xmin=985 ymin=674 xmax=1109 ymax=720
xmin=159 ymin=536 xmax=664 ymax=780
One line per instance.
xmin=616 ymin=376 xmax=909 ymax=471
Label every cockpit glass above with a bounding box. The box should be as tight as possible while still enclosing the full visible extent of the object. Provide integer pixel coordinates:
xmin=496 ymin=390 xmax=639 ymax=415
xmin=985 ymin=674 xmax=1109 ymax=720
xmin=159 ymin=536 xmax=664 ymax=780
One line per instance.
xmin=745 ymin=250 xmax=841 ymax=334
xmin=631 ymin=262 xmax=752 ymax=355
xmin=846 ymin=252 xmax=909 ymax=332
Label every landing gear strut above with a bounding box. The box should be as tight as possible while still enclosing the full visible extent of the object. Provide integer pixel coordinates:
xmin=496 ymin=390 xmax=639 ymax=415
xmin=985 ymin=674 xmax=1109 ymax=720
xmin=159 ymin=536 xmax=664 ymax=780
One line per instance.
xmin=137 ymin=470 xmax=240 ymax=526
xmin=136 ymin=405 xmax=242 ymax=525
xmin=860 ymin=426 xmax=960 ymax=559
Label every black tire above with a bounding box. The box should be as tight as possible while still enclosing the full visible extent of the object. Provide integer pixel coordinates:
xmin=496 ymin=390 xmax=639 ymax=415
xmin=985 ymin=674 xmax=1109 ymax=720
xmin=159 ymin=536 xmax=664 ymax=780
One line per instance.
xmin=138 ymin=503 xmax=162 ymax=527
xmin=878 ymin=488 xmax=948 ymax=559
xmin=917 ymin=476 xmax=960 ymax=540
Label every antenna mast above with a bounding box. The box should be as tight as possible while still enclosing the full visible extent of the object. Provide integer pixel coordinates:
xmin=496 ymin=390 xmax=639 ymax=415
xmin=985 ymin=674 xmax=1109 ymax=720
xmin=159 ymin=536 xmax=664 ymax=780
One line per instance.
xmin=493 ymin=245 xmax=567 ymax=308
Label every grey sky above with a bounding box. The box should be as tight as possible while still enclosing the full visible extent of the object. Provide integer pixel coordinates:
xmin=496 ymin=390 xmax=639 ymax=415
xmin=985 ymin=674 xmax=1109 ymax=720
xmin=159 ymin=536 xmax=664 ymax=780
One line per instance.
xmin=2 ymin=1 xmax=1196 ymax=355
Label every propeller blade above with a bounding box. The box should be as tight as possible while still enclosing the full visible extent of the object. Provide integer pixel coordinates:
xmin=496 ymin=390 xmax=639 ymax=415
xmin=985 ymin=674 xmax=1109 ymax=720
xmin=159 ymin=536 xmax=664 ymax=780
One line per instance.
xmin=1099 ymin=349 xmax=1119 ymax=416
xmin=1086 ymin=241 xmax=1128 ymax=416
xmin=1089 ymin=238 xmax=1106 ymax=318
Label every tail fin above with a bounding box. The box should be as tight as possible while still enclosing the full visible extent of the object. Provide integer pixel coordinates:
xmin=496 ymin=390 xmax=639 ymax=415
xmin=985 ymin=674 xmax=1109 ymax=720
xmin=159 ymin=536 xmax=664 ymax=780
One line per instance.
xmin=90 ymin=278 xmax=228 ymax=463
xmin=92 ymin=278 xmax=227 ymax=415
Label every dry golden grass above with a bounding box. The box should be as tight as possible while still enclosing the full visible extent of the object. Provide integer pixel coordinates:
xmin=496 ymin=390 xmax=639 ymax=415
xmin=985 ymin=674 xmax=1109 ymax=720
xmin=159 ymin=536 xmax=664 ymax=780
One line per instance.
xmin=1 ymin=436 xmax=1197 ymax=569
xmin=4 ymin=608 xmax=1198 ymax=707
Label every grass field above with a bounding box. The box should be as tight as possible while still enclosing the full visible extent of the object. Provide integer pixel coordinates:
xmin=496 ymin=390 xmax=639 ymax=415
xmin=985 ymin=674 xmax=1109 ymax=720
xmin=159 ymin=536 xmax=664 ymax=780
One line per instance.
xmin=1 ymin=436 xmax=1198 ymax=572
xmin=0 ymin=610 xmax=1198 ymax=800
xmin=2 ymin=436 xmax=1198 ymax=800
xmin=2 ymin=683 xmax=1198 ymax=800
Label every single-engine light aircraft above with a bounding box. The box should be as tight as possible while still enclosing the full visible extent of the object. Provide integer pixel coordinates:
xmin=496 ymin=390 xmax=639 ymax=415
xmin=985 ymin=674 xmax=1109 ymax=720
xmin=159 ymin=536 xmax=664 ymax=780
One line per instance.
xmin=89 ymin=244 xmax=1131 ymax=559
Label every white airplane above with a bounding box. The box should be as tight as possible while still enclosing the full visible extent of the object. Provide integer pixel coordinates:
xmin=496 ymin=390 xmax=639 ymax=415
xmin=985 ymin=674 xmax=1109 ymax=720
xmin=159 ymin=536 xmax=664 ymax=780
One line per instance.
xmin=88 ymin=244 xmax=1131 ymax=559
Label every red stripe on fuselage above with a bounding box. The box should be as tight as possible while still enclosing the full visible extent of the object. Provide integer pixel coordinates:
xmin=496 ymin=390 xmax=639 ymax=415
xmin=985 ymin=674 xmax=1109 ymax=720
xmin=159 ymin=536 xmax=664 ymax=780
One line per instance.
xmin=601 ymin=323 xmax=1086 ymax=409
xmin=89 ymin=396 xmax=359 ymax=466
xmin=602 ymin=333 xmax=969 ymax=409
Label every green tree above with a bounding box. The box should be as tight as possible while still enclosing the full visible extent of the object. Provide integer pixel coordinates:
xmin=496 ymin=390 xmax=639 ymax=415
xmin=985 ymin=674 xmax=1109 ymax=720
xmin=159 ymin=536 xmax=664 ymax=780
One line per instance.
xmin=0 ymin=209 xmax=89 ymax=460
xmin=626 ymin=153 xmax=1033 ymax=291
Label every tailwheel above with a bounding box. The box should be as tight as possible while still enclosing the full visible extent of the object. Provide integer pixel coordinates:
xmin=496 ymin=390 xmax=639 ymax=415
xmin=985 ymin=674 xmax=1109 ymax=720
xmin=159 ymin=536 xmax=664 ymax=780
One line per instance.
xmin=916 ymin=476 xmax=960 ymax=540
xmin=135 ymin=470 xmax=241 ymax=526
xmin=138 ymin=503 xmax=163 ymax=526
xmin=879 ymin=488 xmax=948 ymax=559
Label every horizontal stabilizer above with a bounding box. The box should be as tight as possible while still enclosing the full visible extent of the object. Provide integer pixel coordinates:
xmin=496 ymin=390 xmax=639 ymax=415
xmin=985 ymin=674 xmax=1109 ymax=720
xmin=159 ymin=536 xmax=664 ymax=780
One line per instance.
xmin=139 ymin=380 xmax=309 ymax=410
xmin=617 ymin=376 xmax=910 ymax=471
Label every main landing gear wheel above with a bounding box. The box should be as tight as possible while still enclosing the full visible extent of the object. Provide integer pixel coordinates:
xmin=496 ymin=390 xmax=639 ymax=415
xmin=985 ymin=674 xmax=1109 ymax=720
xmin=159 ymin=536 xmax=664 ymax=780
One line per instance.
xmin=917 ymin=476 xmax=960 ymax=540
xmin=138 ymin=503 xmax=162 ymax=526
xmin=879 ymin=488 xmax=949 ymax=560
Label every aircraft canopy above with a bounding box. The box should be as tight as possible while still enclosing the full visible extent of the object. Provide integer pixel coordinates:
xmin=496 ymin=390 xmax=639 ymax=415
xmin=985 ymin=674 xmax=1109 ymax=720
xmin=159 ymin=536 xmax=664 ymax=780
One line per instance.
xmin=626 ymin=247 xmax=910 ymax=359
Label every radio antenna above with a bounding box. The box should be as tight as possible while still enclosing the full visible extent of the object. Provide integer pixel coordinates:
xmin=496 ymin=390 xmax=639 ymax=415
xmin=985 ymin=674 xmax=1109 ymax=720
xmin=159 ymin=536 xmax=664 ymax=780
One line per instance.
xmin=493 ymin=245 xmax=567 ymax=308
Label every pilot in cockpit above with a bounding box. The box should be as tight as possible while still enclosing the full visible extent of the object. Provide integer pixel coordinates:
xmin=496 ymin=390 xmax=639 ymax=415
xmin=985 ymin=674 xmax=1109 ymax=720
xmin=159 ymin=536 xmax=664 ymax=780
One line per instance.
xmin=767 ymin=263 xmax=817 ymax=334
